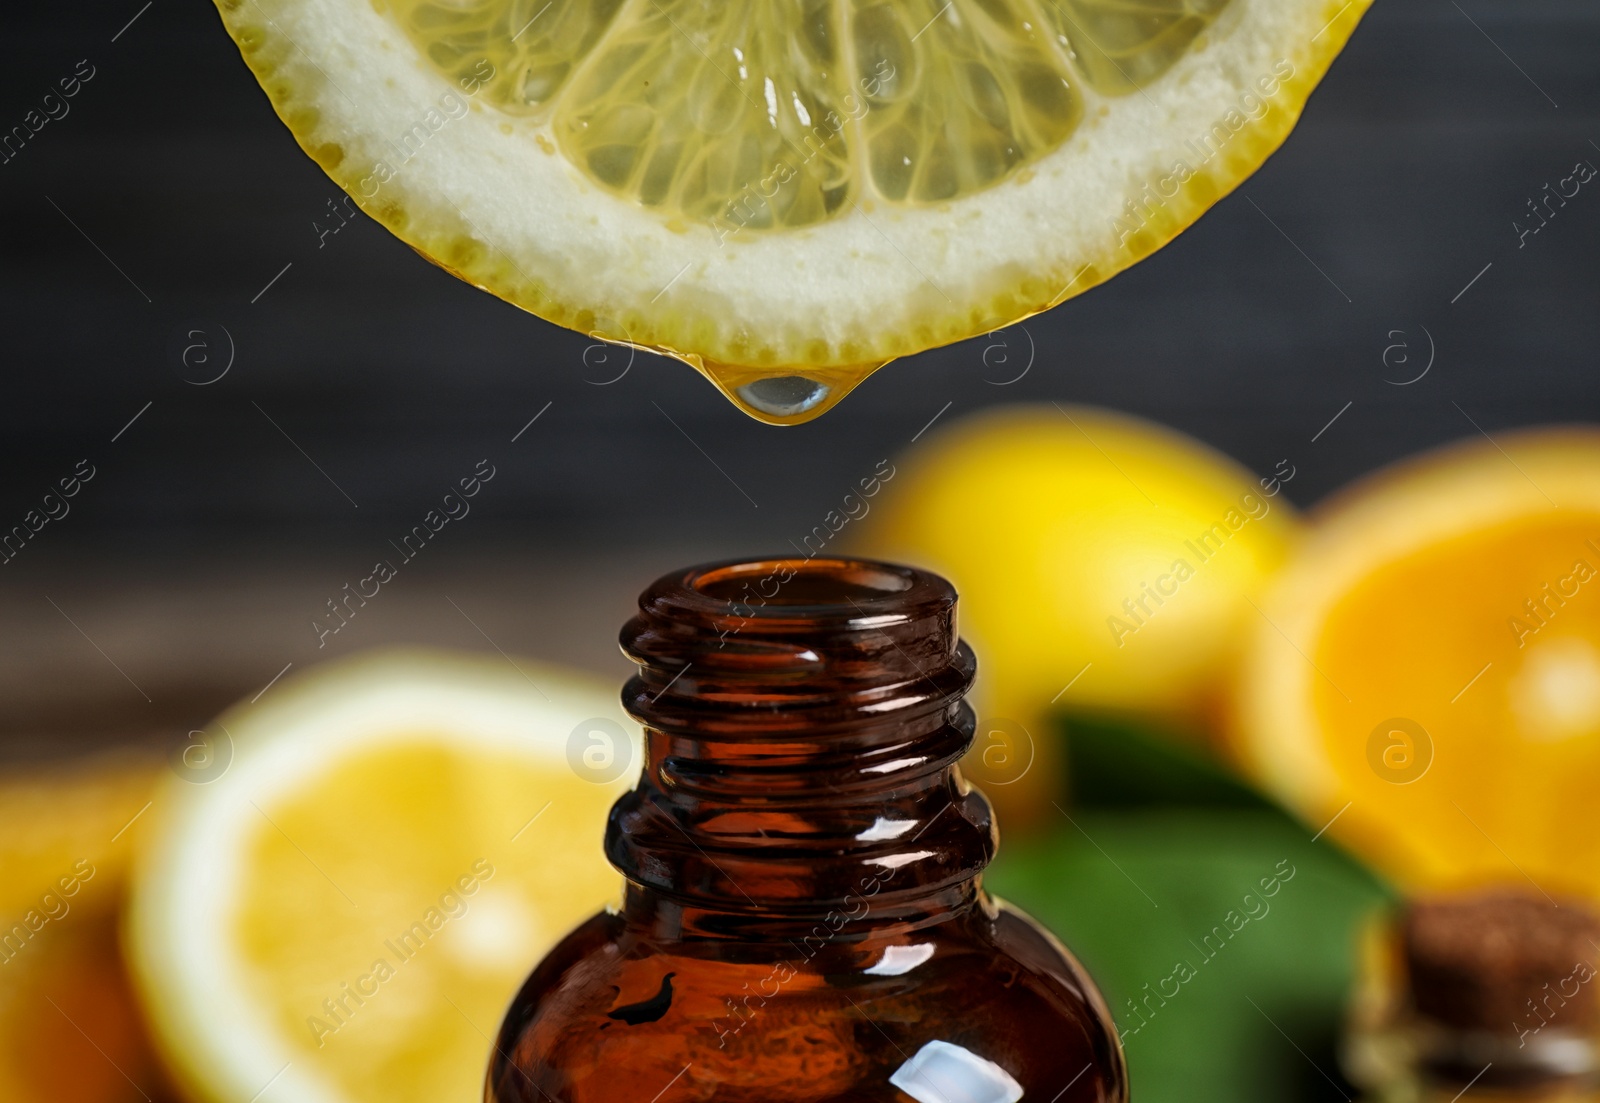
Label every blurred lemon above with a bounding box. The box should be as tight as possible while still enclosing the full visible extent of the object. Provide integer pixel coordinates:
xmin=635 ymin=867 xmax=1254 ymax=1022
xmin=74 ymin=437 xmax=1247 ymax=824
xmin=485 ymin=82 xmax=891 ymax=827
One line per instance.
xmin=0 ymin=756 xmax=167 ymax=1103
xmin=1233 ymin=428 xmax=1600 ymax=897
xmin=859 ymin=405 xmax=1299 ymax=822
xmin=126 ymin=650 xmax=638 ymax=1103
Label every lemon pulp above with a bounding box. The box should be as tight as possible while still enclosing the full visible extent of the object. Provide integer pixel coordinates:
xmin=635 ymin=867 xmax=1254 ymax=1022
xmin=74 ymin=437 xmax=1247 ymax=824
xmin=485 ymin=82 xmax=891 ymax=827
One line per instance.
xmin=234 ymin=738 xmax=620 ymax=1103
xmin=394 ymin=0 xmax=1229 ymax=230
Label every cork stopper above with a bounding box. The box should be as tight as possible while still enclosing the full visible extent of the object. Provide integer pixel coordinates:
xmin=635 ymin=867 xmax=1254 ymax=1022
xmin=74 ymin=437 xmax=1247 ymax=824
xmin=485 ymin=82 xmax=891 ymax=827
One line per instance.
xmin=1402 ymin=889 xmax=1600 ymax=1033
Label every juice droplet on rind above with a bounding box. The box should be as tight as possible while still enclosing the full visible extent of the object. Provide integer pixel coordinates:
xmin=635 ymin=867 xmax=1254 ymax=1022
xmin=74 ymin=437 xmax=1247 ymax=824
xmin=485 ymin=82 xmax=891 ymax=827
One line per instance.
xmin=693 ymin=358 xmax=887 ymax=426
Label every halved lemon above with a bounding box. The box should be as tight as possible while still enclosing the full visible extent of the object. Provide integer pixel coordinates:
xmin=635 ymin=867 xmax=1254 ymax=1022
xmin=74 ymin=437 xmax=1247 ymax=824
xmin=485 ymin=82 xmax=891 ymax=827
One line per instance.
xmin=1233 ymin=429 xmax=1600 ymax=898
xmin=126 ymin=650 xmax=638 ymax=1103
xmin=216 ymin=0 xmax=1369 ymax=421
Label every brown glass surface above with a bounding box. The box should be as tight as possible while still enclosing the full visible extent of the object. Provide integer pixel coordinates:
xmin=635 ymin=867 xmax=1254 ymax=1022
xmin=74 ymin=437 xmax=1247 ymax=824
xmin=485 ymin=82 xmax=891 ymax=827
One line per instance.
xmin=487 ymin=558 xmax=1128 ymax=1103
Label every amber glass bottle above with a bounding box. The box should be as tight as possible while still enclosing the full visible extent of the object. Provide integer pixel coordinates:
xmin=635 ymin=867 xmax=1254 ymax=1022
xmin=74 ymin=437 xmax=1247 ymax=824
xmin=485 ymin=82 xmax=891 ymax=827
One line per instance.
xmin=487 ymin=557 xmax=1128 ymax=1103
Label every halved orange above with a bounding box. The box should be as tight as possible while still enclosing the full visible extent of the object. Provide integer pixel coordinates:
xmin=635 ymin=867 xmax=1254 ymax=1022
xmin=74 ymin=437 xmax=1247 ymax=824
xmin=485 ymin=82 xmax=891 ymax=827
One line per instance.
xmin=1233 ymin=428 xmax=1600 ymax=898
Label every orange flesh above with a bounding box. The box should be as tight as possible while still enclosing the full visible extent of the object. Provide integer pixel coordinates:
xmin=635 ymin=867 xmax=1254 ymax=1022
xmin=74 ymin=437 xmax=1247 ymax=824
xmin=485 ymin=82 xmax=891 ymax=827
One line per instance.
xmin=1313 ymin=514 xmax=1600 ymax=893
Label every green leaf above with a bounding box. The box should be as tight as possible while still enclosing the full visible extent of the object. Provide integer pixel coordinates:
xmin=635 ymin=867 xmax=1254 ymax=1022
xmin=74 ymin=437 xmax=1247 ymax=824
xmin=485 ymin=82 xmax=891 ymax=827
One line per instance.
xmin=988 ymin=809 xmax=1393 ymax=1103
xmin=1061 ymin=712 xmax=1272 ymax=811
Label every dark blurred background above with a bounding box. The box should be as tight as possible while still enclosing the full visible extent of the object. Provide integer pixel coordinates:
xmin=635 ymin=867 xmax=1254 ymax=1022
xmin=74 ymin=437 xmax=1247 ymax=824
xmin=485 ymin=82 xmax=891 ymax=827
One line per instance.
xmin=2 ymin=0 xmax=1597 ymax=762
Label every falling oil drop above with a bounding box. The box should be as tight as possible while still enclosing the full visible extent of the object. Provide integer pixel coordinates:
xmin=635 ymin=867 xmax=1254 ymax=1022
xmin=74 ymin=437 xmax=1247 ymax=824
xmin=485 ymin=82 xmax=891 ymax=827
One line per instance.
xmin=736 ymin=375 xmax=830 ymax=419
xmin=693 ymin=358 xmax=889 ymax=426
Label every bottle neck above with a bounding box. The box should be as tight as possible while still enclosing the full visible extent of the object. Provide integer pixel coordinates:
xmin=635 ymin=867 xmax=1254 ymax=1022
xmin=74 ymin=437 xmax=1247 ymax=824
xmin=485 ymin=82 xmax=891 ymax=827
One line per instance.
xmin=606 ymin=558 xmax=996 ymax=942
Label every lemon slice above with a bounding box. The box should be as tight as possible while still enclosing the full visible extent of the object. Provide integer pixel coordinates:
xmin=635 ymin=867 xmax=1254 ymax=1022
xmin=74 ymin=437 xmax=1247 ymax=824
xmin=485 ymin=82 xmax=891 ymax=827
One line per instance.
xmin=126 ymin=650 xmax=638 ymax=1103
xmin=215 ymin=0 xmax=1368 ymax=422
xmin=1232 ymin=430 xmax=1600 ymax=898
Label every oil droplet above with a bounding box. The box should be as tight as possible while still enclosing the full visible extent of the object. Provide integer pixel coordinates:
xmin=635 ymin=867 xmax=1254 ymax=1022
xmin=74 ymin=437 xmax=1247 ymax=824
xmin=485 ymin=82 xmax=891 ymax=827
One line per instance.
xmin=693 ymin=357 xmax=888 ymax=425
xmin=736 ymin=375 xmax=830 ymax=418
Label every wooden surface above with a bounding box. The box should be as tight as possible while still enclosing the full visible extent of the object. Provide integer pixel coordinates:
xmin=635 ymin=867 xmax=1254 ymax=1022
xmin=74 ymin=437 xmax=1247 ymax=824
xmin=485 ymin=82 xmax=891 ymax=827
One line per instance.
xmin=0 ymin=540 xmax=711 ymax=763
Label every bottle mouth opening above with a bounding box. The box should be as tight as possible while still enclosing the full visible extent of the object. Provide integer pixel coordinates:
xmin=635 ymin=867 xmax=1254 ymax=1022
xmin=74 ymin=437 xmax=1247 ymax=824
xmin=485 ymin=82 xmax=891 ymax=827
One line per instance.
xmin=692 ymin=558 xmax=911 ymax=608
xmin=667 ymin=557 xmax=950 ymax=622
xmin=627 ymin=556 xmax=963 ymax=675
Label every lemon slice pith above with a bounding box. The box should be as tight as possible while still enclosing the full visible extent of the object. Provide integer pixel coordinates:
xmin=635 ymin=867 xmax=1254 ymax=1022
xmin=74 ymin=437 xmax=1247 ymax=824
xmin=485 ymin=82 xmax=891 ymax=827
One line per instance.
xmin=126 ymin=650 xmax=638 ymax=1103
xmin=216 ymin=0 xmax=1368 ymax=422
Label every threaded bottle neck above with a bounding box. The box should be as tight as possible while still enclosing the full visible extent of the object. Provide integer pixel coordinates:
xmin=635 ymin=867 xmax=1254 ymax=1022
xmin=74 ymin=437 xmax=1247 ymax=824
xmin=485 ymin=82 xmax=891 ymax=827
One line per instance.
xmin=608 ymin=558 xmax=995 ymax=936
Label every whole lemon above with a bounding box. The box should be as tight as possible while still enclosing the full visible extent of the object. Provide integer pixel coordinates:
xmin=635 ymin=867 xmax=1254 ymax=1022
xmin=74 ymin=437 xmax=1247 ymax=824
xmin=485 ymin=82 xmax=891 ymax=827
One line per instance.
xmin=857 ymin=405 xmax=1300 ymax=824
